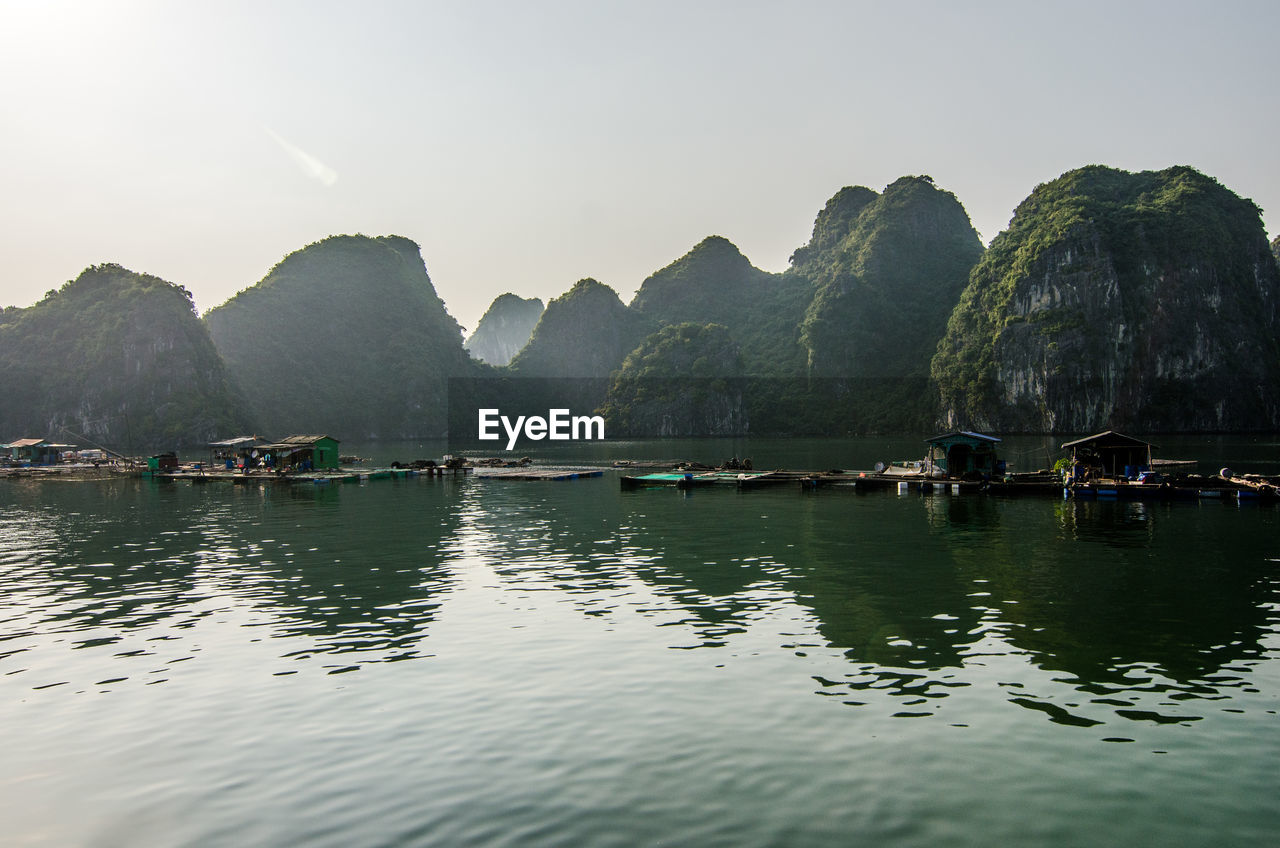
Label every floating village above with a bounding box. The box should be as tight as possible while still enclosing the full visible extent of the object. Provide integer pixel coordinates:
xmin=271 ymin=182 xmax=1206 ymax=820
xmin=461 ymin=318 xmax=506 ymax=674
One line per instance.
xmin=2 ymin=429 xmax=1279 ymax=502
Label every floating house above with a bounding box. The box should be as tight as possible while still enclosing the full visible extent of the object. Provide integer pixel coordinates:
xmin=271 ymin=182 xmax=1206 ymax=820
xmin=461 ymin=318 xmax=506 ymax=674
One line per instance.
xmin=265 ymin=435 xmax=341 ymax=470
xmin=3 ymin=438 xmax=66 ymax=465
xmin=924 ymin=432 xmax=1004 ymax=479
xmin=209 ymin=435 xmax=274 ymax=469
xmin=1061 ymin=431 xmax=1154 ymax=479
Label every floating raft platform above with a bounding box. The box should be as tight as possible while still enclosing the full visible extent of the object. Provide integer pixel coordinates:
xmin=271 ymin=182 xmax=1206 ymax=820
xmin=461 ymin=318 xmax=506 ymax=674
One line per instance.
xmin=822 ymin=473 xmax=984 ymax=493
xmin=621 ymin=469 xmax=989 ymax=491
xmin=1064 ymin=481 xmax=1278 ymax=501
xmin=473 ymin=467 xmax=604 ymax=481
xmin=0 ymin=464 xmax=122 ymax=480
xmin=618 ymin=463 xmax=1279 ymax=501
xmin=154 ymin=466 xmax=455 ymax=485
xmin=621 ymin=470 xmax=808 ymax=489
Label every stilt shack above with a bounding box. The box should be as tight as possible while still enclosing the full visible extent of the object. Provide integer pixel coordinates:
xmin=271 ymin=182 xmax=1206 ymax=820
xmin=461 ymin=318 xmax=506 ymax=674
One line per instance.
xmin=1061 ymin=430 xmax=1154 ymax=479
xmin=4 ymin=438 xmax=64 ymax=465
xmin=209 ymin=436 xmax=273 ymax=470
xmin=267 ymin=435 xmax=341 ymax=470
xmin=925 ymin=432 xmax=1004 ymax=478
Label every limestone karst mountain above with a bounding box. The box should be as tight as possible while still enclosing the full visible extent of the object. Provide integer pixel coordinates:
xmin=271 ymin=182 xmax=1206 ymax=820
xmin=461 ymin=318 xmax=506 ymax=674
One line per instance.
xmin=630 ymin=235 xmax=810 ymax=374
xmin=797 ymin=175 xmax=984 ymax=380
xmin=509 ymin=278 xmax=652 ymax=378
xmin=932 ymin=165 xmax=1280 ymax=432
xmin=464 ymin=293 xmax=544 ymax=367
xmin=205 ymin=235 xmax=474 ymax=439
xmin=0 ymin=264 xmax=251 ymax=450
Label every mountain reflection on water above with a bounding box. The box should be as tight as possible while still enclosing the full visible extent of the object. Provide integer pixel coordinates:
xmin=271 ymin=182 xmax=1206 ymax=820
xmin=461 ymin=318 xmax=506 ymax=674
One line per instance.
xmin=3 ymin=438 xmax=1280 ymax=848
xmin=2 ymin=456 xmax=1277 ymax=731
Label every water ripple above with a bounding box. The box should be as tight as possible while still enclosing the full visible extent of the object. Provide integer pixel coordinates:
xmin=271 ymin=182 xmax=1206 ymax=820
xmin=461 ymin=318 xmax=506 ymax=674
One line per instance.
xmin=2 ymin=469 xmax=1280 ymax=846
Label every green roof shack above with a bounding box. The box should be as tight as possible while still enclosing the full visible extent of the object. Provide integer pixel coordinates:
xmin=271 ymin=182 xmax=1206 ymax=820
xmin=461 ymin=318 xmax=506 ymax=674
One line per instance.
xmin=925 ymin=431 xmax=1004 ymax=479
xmin=271 ymin=435 xmax=341 ymax=470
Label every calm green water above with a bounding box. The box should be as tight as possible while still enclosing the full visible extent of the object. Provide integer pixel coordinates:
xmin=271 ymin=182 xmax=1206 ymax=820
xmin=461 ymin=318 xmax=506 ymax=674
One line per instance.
xmin=2 ymin=437 xmax=1279 ymax=847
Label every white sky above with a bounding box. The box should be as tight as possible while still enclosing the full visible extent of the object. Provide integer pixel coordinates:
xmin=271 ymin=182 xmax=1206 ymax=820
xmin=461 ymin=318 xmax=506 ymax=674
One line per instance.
xmin=1 ymin=0 xmax=1276 ymax=333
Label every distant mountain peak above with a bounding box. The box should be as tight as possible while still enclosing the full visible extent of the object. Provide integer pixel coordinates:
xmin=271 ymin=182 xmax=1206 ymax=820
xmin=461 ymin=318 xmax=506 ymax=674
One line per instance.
xmin=687 ymin=234 xmax=745 ymax=257
xmin=205 ymin=234 xmax=473 ymax=438
xmin=884 ymin=174 xmax=936 ymax=191
xmin=0 ymin=264 xmax=251 ymax=448
xmin=676 ymin=235 xmax=752 ymax=271
xmin=58 ymin=262 xmax=195 ymax=306
xmin=490 ymin=292 xmax=541 ymax=308
xmin=789 ymin=185 xmax=879 ymax=269
xmin=799 ymin=176 xmax=983 ymax=378
xmin=566 ymin=277 xmax=613 ymax=296
xmin=629 ymin=235 xmax=765 ymax=317
xmin=510 ymin=278 xmax=650 ymax=378
xmin=465 ymin=293 xmax=544 ymax=367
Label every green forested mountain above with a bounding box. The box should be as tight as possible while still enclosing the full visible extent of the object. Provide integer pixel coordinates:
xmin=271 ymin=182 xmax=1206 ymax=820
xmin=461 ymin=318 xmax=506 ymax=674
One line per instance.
xmin=630 ymin=236 xmax=810 ymax=374
xmin=205 ymin=235 xmax=474 ymax=439
xmin=627 ymin=180 xmax=983 ymax=383
xmin=509 ymin=177 xmax=986 ymax=435
xmin=509 ymin=278 xmax=652 ymax=377
xmin=461 ymin=278 xmax=654 ymax=433
xmin=0 ymin=264 xmax=251 ymax=450
xmin=6 ymin=167 xmax=1273 ymax=448
xmin=600 ymin=322 xmax=747 ymax=436
xmin=787 ymin=186 xmax=879 ymax=269
xmin=797 ymin=175 xmax=984 ymax=379
xmin=932 ymin=165 xmax=1280 ymax=432
xmin=630 ymin=237 xmax=764 ymax=323
xmin=464 ymin=293 xmax=544 ymax=366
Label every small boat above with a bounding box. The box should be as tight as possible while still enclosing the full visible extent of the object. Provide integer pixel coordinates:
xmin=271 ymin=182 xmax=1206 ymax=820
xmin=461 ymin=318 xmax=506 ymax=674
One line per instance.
xmin=620 ymin=470 xmax=776 ymax=489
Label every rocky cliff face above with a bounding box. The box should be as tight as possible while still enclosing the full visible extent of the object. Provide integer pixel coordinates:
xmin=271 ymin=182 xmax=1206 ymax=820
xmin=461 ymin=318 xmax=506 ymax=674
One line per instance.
xmin=205 ymin=235 xmax=473 ymax=439
xmin=1271 ymin=234 xmax=1279 ymax=265
xmin=798 ymin=176 xmax=984 ymax=379
xmin=933 ymin=165 xmax=1280 ymax=432
xmin=0 ymin=264 xmax=252 ymax=450
xmin=464 ymin=293 xmax=544 ymax=366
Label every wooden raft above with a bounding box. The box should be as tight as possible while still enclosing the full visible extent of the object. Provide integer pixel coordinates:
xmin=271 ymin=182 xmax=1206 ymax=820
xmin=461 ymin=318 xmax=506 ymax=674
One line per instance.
xmin=472 ymin=467 xmax=604 ymax=481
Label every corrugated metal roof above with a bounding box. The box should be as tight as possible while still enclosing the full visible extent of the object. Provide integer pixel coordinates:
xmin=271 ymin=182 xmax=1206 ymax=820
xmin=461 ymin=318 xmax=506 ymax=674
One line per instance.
xmin=277 ymin=435 xmax=339 ymax=445
xmin=209 ymin=436 xmax=271 ymax=447
xmin=5 ymin=438 xmax=47 ymax=448
xmin=1060 ymin=430 xmax=1155 ymax=450
xmin=925 ymin=431 xmax=1002 ymax=444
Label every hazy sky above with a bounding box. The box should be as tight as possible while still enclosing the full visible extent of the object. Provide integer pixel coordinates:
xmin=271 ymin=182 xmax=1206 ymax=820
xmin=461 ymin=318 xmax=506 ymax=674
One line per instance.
xmin=2 ymin=0 xmax=1277 ymax=333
